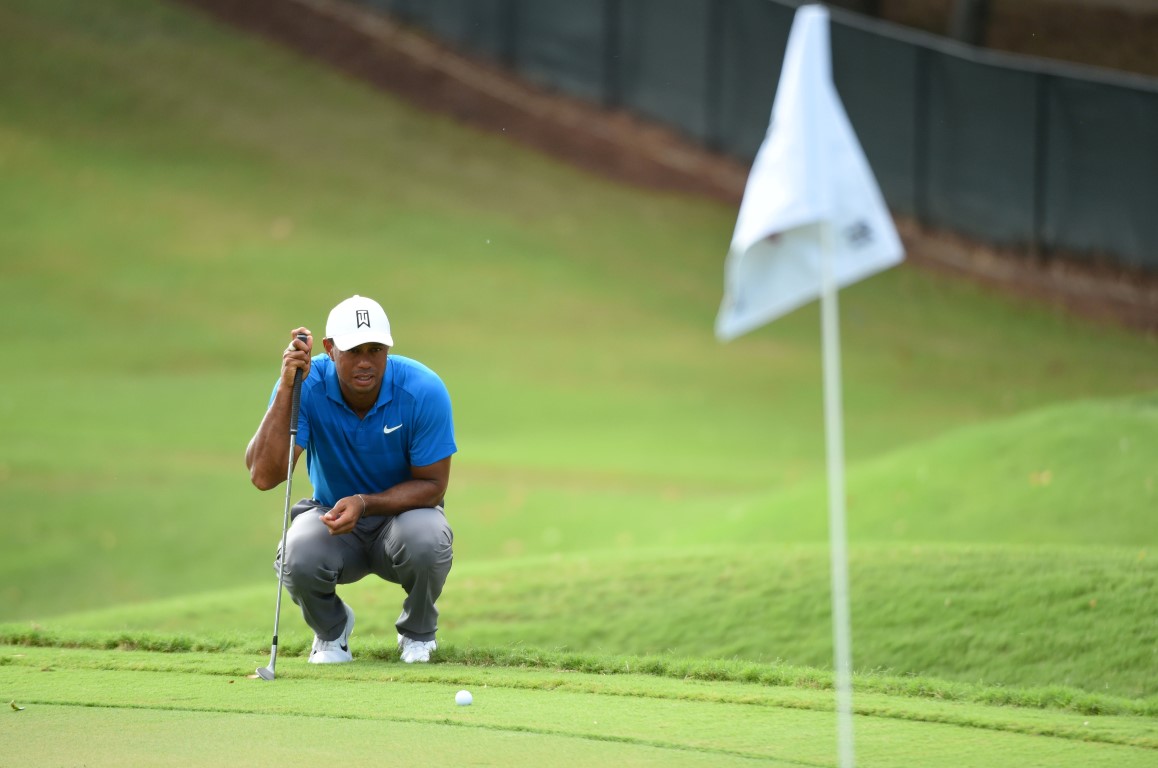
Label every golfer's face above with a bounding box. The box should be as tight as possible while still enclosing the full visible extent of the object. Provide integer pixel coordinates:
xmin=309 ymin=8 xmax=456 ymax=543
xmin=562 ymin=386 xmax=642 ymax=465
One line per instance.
xmin=334 ymin=342 xmax=388 ymax=395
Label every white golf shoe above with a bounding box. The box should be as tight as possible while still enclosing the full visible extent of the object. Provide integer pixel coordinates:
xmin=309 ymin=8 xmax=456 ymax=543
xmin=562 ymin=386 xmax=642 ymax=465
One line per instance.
xmin=309 ymin=604 xmax=355 ymax=664
xmin=397 ymin=633 xmax=437 ymax=664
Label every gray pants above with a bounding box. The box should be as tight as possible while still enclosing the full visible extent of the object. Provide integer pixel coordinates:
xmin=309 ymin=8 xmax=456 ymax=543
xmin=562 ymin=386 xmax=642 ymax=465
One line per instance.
xmin=275 ymin=499 xmax=453 ymax=642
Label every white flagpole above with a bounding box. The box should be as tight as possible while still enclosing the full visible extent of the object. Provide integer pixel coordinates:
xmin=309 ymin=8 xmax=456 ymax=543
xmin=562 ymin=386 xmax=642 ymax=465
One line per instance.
xmin=714 ymin=8 xmax=899 ymax=759
xmin=819 ymin=220 xmax=856 ymax=768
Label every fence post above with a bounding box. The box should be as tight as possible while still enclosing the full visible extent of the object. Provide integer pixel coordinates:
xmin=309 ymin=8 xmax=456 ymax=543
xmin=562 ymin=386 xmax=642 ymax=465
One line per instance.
xmin=499 ymin=0 xmax=520 ymax=70
xmin=913 ymin=46 xmax=931 ymax=227
xmin=704 ymin=0 xmax=725 ymax=152
xmin=949 ymin=0 xmax=990 ymax=46
xmin=1031 ymin=72 xmax=1052 ymax=261
xmin=602 ymin=0 xmax=622 ymax=109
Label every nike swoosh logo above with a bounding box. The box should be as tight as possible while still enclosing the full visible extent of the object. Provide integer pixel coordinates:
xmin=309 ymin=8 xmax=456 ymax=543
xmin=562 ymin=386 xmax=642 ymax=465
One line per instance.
xmin=383 ymin=424 xmax=402 ymax=434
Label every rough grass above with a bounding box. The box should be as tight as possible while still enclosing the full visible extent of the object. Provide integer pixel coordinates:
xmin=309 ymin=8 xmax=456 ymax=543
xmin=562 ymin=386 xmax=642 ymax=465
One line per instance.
xmin=3 ymin=538 xmax=1155 ymax=700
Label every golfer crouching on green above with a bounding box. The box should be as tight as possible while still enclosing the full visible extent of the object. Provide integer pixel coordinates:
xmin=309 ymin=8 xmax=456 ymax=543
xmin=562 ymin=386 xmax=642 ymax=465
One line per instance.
xmin=246 ymin=295 xmax=456 ymax=665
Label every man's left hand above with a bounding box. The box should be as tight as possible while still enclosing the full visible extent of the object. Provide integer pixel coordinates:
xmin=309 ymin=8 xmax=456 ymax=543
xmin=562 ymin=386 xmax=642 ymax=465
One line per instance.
xmin=321 ymin=496 xmax=365 ymax=535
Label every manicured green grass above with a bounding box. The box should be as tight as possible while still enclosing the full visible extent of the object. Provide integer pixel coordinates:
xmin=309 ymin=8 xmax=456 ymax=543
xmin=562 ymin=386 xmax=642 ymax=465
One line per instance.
xmin=1 ymin=1 xmax=1156 ymax=762
xmin=2 ymin=647 xmax=1156 ymax=767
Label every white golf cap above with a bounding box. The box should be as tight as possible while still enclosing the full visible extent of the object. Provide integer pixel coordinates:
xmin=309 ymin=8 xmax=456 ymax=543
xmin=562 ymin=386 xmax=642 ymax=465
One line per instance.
xmin=325 ymin=295 xmax=394 ymax=351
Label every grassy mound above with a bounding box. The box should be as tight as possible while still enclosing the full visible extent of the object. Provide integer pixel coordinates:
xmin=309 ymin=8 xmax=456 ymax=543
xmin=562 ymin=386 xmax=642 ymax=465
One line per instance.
xmin=5 ymin=535 xmax=1154 ymax=700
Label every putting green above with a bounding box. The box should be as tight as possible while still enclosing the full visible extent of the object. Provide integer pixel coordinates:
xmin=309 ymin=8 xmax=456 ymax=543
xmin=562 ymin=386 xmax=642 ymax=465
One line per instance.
xmin=1 ymin=648 xmax=1154 ymax=766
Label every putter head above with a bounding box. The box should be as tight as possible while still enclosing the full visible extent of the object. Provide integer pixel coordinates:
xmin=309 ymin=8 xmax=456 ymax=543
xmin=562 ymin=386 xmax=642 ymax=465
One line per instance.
xmin=255 ymin=666 xmax=275 ymax=681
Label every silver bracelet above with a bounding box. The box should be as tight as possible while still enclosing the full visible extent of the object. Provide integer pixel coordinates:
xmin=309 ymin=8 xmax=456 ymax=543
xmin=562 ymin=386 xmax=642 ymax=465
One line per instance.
xmin=355 ymin=494 xmax=367 ymax=517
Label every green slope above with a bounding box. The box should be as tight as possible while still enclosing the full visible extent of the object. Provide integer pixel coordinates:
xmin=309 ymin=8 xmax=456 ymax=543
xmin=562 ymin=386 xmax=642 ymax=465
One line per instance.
xmin=2 ymin=0 xmax=1156 ymax=624
xmin=702 ymin=393 xmax=1158 ymax=546
xmin=6 ymin=536 xmax=1155 ymax=699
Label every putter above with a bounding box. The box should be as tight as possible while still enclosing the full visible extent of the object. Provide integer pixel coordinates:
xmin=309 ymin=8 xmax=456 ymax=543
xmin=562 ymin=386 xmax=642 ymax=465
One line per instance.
xmin=257 ymin=333 xmax=308 ymax=681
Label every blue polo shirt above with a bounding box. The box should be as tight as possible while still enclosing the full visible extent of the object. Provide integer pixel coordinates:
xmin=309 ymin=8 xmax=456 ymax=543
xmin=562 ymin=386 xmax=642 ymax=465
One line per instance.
xmin=268 ymin=354 xmax=456 ymax=508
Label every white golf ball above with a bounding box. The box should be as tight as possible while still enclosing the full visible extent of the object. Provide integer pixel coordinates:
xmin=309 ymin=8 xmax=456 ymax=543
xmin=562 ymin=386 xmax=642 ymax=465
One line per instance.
xmin=455 ymin=689 xmax=473 ymax=706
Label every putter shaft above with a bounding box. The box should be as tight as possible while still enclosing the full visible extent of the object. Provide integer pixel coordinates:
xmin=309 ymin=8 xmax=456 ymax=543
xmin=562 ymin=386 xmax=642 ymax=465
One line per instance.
xmin=258 ymin=335 xmax=307 ymax=681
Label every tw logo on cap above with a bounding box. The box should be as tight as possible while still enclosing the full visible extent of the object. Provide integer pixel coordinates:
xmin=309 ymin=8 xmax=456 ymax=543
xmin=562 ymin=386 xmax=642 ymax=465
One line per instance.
xmin=325 ymin=295 xmax=394 ymax=350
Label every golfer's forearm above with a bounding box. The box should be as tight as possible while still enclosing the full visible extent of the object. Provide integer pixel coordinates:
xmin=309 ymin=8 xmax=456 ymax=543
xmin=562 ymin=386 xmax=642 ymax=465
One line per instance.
xmin=246 ymin=389 xmax=295 ymax=490
xmin=361 ymin=479 xmax=445 ymax=517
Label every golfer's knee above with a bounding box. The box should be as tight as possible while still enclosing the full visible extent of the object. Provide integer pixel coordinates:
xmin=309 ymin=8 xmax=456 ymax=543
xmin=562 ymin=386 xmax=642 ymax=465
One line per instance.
xmin=397 ymin=509 xmax=453 ymax=571
xmin=284 ymin=515 xmax=339 ymax=590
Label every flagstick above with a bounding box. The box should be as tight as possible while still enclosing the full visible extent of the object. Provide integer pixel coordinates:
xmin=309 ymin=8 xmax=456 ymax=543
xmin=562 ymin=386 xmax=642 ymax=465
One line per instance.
xmin=819 ymin=221 xmax=856 ymax=768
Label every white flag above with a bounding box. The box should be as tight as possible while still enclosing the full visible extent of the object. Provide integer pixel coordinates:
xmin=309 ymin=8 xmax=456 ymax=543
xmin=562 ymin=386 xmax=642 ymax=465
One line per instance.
xmin=715 ymin=4 xmax=904 ymax=341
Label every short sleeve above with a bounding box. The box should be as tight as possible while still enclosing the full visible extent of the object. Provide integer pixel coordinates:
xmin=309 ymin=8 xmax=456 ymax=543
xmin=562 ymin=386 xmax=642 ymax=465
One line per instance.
xmin=407 ymin=375 xmax=456 ymax=468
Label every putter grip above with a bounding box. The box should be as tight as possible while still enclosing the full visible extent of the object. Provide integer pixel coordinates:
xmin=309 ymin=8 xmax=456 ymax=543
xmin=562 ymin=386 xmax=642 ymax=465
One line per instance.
xmin=289 ymin=333 xmax=308 ymax=436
